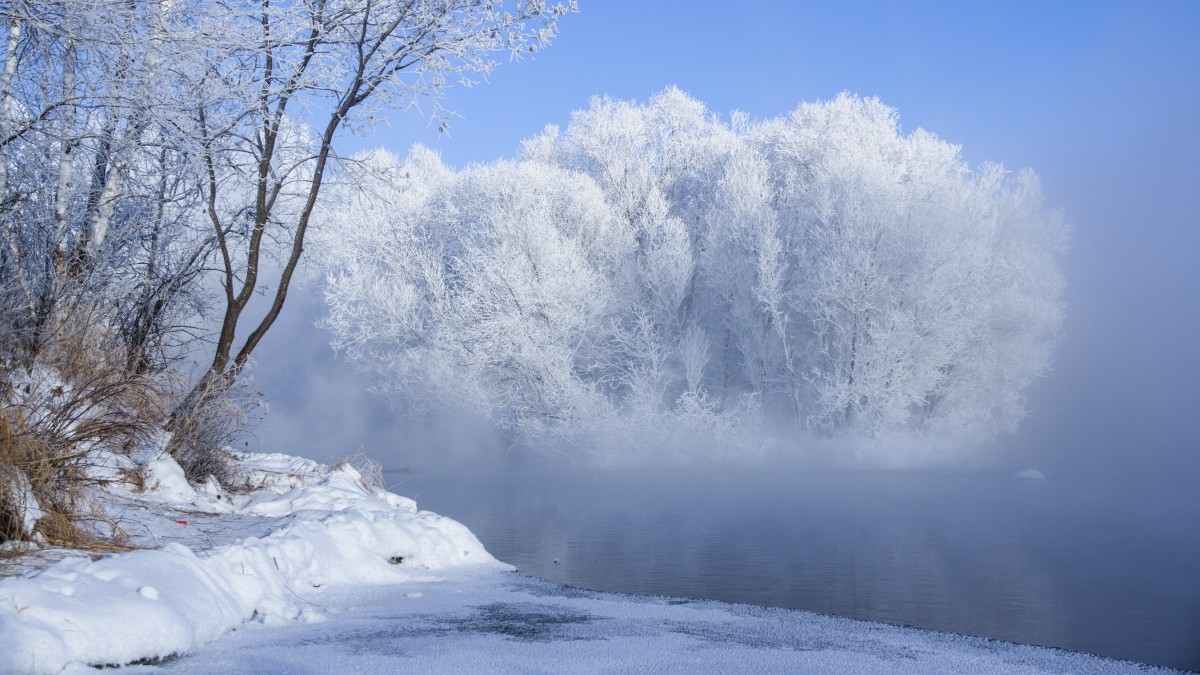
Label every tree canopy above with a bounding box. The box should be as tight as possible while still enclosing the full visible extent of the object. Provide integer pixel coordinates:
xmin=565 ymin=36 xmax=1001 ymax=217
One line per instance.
xmin=318 ymin=89 xmax=1068 ymax=464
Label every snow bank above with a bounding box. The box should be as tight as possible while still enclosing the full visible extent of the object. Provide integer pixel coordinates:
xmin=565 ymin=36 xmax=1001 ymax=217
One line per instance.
xmin=0 ymin=453 xmax=506 ymax=674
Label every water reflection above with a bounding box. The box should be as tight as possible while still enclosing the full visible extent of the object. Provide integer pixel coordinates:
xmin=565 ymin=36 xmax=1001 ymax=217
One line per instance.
xmin=390 ymin=469 xmax=1200 ymax=671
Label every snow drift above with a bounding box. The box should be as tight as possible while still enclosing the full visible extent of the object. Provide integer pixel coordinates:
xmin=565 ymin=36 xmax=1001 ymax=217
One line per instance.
xmin=0 ymin=452 xmax=506 ymax=673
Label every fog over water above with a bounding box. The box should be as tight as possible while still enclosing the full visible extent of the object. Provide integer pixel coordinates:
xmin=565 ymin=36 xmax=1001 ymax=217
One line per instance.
xmin=392 ymin=469 xmax=1200 ymax=671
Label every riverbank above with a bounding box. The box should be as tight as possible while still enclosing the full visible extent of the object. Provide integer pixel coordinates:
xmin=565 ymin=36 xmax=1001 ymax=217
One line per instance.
xmin=0 ymin=452 xmax=1181 ymax=673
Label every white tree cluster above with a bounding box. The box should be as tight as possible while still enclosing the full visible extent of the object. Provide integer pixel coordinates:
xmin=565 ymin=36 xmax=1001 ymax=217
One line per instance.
xmin=319 ymin=89 xmax=1067 ymax=462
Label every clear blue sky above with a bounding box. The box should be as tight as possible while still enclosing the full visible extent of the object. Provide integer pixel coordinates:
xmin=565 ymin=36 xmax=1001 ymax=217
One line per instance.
xmin=372 ymin=1 xmax=1196 ymax=172
xmin=260 ymin=1 xmax=1200 ymax=480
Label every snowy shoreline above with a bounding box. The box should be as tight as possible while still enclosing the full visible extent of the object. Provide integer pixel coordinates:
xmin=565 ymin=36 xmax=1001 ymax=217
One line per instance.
xmin=0 ymin=452 xmax=506 ymax=673
xmin=0 ymin=453 xmax=1182 ymax=674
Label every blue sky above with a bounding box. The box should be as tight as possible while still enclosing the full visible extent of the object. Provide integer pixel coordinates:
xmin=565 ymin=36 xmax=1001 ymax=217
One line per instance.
xmin=258 ymin=1 xmax=1200 ymax=479
xmin=369 ymin=1 xmax=1195 ymax=172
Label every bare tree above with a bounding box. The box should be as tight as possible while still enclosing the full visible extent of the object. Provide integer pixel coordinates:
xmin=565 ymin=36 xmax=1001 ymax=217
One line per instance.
xmin=0 ymin=1 xmax=574 ymax=485
xmin=175 ymin=0 xmax=573 ymax=411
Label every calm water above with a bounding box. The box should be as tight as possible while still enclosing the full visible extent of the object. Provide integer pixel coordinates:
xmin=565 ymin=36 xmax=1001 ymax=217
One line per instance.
xmin=389 ymin=469 xmax=1200 ymax=672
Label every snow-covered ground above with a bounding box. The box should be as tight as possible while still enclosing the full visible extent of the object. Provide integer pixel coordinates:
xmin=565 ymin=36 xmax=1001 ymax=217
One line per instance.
xmin=0 ymin=451 xmax=502 ymax=673
xmin=0 ymin=452 xmax=1179 ymax=674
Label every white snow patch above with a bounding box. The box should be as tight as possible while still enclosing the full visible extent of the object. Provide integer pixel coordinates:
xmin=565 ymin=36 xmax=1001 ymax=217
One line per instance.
xmin=0 ymin=452 xmax=504 ymax=673
xmin=139 ymin=451 xmax=200 ymax=504
xmin=9 ymin=471 xmax=43 ymax=538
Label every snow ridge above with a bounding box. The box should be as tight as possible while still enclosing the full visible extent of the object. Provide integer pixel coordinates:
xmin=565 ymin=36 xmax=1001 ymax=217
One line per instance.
xmin=0 ymin=453 xmax=506 ymax=674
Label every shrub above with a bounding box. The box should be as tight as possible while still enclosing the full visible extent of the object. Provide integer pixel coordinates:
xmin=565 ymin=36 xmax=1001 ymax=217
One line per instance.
xmin=165 ymin=371 xmax=263 ymax=487
xmin=0 ymin=305 xmax=159 ymax=546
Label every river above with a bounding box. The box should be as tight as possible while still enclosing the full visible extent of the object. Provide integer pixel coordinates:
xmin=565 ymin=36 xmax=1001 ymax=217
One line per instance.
xmin=389 ymin=468 xmax=1200 ymax=672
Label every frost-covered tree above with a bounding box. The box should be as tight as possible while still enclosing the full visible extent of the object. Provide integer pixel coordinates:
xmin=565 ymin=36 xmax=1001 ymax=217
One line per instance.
xmin=522 ymin=88 xmax=740 ymax=419
xmin=319 ymin=149 xmax=629 ymax=443
xmin=319 ymin=90 xmax=1067 ymax=463
xmin=0 ymin=0 xmax=213 ymax=370
xmin=749 ymin=95 xmax=1066 ymax=442
xmin=0 ymin=0 xmax=576 ymax=486
xmin=170 ymin=0 xmax=575 ymax=411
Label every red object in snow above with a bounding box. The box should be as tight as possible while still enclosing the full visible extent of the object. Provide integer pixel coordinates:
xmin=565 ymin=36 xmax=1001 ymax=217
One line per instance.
xmin=176 ymin=520 xmax=188 ymax=525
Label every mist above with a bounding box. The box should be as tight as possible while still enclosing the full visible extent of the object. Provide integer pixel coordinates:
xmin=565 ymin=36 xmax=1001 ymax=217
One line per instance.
xmin=248 ymin=113 xmax=1198 ymax=483
xmin=240 ymin=2 xmax=1198 ymax=487
xmin=990 ymin=53 xmax=1200 ymax=483
xmin=239 ymin=279 xmax=518 ymax=473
